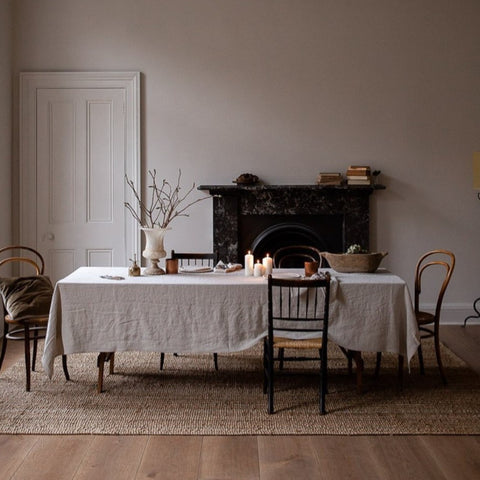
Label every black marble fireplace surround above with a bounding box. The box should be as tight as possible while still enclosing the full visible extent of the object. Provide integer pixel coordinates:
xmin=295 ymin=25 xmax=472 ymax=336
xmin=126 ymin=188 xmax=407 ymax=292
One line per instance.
xmin=198 ymin=184 xmax=381 ymax=264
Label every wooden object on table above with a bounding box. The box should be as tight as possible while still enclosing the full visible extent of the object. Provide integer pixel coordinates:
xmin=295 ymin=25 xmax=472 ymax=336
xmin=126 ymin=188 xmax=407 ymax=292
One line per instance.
xmin=321 ymin=251 xmax=388 ymax=273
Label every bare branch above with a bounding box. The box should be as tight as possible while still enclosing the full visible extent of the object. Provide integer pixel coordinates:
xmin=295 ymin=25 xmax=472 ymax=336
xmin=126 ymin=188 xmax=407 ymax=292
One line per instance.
xmin=124 ymin=169 xmax=209 ymax=229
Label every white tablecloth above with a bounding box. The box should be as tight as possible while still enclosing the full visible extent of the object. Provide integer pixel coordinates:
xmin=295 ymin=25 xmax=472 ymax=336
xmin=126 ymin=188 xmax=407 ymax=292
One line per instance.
xmin=42 ymin=267 xmax=419 ymax=378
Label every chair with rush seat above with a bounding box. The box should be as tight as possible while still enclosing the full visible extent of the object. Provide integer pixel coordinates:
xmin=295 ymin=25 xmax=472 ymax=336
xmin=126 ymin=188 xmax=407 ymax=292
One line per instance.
xmin=159 ymin=250 xmax=219 ymax=371
xmin=0 ymin=245 xmax=69 ymax=391
xmin=263 ymin=272 xmax=331 ymax=414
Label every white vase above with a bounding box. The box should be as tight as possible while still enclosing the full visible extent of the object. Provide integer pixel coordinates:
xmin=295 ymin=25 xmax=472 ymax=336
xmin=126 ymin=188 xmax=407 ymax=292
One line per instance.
xmin=141 ymin=227 xmax=169 ymax=275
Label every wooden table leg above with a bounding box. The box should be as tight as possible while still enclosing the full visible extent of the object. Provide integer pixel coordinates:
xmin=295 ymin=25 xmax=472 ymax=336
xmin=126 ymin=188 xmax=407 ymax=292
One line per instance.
xmin=97 ymin=352 xmax=115 ymax=393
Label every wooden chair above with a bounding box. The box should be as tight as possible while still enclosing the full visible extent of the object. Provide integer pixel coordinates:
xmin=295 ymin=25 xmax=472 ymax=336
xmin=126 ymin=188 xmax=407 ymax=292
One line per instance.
xmin=376 ymin=249 xmax=455 ymax=385
xmin=272 ymin=245 xmax=324 ymax=269
xmin=0 ymin=245 xmax=69 ymax=391
xmin=263 ymin=273 xmax=331 ymax=414
xmin=159 ymin=250 xmax=219 ymax=370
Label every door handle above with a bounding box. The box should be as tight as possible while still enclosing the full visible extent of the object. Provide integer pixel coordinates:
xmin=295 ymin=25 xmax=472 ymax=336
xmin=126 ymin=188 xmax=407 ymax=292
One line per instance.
xmin=44 ymin=232 xmax=55 ymax=241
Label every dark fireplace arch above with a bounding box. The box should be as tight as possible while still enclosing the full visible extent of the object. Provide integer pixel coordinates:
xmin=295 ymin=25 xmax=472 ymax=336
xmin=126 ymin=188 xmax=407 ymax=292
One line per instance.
xmin=251 ymin=222 xmax=328 ymax=260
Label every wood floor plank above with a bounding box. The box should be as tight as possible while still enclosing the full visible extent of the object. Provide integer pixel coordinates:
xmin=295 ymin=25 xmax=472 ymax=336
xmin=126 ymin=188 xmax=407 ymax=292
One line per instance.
xmin=0 ymin=435 xmax=39 ymax=479
xmin=257 ymin=436 xmax=322 ymax=480
xmin=419 ymin=435 xmax=480 ymax=479
xmin=360 ymin=436 xmax=446 ymax=480
xmin=9 ymin=435 xmax=92 ymax=480
xmin=309 ymin=436 xmax=389 ymax=479
xmin=199 ymin=436 xmax=259 ymax=480
xmin=72 ymin=435 xmax=148 ymax=480
xmin=136 ymin=436 xmax=202 ymax=480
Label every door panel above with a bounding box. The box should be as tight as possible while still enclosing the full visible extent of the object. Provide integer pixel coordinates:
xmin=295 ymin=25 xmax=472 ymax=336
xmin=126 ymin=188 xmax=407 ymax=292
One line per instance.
xmin=36 ymin=88 xmax=126 ymax=282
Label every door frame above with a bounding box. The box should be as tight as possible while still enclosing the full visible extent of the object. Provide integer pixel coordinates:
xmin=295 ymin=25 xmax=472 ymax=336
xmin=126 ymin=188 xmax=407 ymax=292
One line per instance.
xmin=19 ymin=71 xmax=141 ymax=265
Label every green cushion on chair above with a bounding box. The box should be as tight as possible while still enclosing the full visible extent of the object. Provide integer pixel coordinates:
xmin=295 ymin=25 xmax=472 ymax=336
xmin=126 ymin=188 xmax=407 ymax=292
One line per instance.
xmin=0 ymin=276 xmax=53 ymax=320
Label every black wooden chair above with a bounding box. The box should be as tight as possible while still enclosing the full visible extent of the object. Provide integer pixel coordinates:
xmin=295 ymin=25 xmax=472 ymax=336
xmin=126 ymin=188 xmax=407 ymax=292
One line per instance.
xmin=375 ymin=249 xmax=455 ymax=385
xmin=263 ymin=272 xmax=331 ymax=414
xmin=0 ymin=245 xmax=69 ymax=391
xmin=159 ymin=250 xmax=219 ymax=370
xmin=272 ymin=245 xmax=324 ymax=269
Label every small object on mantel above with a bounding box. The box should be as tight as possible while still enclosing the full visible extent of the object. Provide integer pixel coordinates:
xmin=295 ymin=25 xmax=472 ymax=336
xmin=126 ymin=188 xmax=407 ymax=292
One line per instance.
xmin=316 ymin=172 xmax=343 ymax=186
xmin=233 ymin=173 xmax=259 ymax=185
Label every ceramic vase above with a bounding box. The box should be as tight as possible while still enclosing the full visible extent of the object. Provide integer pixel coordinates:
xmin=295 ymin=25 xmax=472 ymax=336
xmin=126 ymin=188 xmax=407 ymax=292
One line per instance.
xmin=141 ymin=227 xmax=169 ymax=275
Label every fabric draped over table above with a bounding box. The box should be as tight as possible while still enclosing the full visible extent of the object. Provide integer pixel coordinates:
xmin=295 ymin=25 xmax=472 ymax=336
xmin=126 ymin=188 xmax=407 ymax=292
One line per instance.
xmin=42 ymin=267 xmax=419 ymax=379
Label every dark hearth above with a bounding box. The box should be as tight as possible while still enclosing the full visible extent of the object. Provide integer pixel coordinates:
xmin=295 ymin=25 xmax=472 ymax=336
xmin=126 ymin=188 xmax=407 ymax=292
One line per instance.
xmin=198 ymin=184 xmax=382 ymax=264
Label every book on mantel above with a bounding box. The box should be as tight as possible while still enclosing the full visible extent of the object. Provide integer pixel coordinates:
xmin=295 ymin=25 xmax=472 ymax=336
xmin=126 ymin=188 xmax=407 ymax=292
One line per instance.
xmin=346 ymin=165 xmax=372 ymax=185
xmin=316 ymin=172 xmax=343 ymax=186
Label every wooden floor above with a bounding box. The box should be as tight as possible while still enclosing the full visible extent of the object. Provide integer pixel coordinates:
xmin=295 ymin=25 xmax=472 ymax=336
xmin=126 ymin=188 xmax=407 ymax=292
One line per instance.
xmin=1 ymin=325 xmax=479 ymax=480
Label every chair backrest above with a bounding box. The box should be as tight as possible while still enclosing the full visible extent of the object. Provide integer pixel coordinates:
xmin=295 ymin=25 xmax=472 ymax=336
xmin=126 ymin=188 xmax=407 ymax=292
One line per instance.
xmin=272 ymin=245 xmax=324 ymax=268
xmin=267 ymin=273 xmax=331 ymax=340
xmin=170 ymin=250 xmax=218 ymax=267
xmin=0 ymin=245 xmax=45 ymax=276
xmin=414 ymin=250 xmax=455 ymax=321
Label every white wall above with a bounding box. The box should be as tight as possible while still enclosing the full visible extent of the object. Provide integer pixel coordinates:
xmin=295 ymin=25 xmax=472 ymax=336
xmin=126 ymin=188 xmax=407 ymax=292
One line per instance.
xmin=11 ymin=0 xmax=480 ymax=322
xmin=0 ymin=0 xmax=12 ymax=249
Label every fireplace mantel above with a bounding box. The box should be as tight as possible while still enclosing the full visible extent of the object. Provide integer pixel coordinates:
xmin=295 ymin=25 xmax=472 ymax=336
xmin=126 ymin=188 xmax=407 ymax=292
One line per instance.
xmin=198 ymin=184 xmax=384 ymax=263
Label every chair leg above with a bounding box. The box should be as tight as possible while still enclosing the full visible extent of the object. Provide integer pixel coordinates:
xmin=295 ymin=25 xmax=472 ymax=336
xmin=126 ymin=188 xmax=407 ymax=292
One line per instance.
xmin=62 ymin=354 xmax=70 ymax=381
xmin=24 ymin=325 xmax=31 ymax=392
xmin=160 ymin=352 xmax=165 ymax=370
xmin=32 ymin=328 xmax=39 ymax=371
xmin=374 ymin=352 xmax=382 ymax=378
xmin=418 ymin=343 xmax=425 ymax=375
xmin=434 ymin=331 xmax=447 ymax=385
xmin=397 ymin=354 xmax=404 ymax=391
xmin=0 ymin=322 xmax=8 ymax=370
xmin=213 ymin=353 xmax=218 ymax=370
xmin=319 ymin=349 xmax=327 ymax=415
xmin=279 ymin=347 xmax=284 ymax=370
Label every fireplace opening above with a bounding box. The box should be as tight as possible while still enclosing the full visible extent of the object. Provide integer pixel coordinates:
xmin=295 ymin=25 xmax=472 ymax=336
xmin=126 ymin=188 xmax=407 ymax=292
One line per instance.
xmin=239 ymin=214 xmax=344 ymax=265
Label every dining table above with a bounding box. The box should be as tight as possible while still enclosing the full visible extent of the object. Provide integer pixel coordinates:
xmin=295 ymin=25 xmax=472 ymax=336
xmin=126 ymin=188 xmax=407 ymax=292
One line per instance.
xmin=42 ymin=266 xmax=420 ymax=392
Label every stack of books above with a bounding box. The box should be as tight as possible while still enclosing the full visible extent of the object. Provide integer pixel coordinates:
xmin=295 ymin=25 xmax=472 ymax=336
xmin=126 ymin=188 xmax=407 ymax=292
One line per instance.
xmin=346 ymin=165 xmax=371 ymax=185
xmin=316 ymin=172 xmax=343 ymax=186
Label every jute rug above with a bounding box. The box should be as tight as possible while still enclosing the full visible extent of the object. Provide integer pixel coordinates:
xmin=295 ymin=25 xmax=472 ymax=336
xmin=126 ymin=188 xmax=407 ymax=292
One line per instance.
xmin=0 ymin=340 xmax=479 ymax=435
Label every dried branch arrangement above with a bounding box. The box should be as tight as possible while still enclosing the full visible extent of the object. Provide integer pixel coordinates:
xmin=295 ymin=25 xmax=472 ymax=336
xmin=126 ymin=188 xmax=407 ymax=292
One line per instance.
xmin=124 ymin=169 xmax=207 ymax=229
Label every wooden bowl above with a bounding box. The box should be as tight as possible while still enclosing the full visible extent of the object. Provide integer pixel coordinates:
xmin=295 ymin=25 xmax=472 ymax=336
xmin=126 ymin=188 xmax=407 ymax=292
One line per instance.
xmin=321 ymin=251 xmax=388 ymax=273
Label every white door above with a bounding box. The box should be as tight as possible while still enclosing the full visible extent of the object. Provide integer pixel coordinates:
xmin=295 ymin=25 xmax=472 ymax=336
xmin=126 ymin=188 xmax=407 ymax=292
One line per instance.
xmin=20 ymin=72 xmax=140 ymax=283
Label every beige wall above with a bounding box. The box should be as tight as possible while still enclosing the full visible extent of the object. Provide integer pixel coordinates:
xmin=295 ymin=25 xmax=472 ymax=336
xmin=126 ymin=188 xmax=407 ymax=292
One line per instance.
xmin=8 ymin=0 xmax=480 ymax=320
xmin=0 ymin=0 xmax=12 ymax=248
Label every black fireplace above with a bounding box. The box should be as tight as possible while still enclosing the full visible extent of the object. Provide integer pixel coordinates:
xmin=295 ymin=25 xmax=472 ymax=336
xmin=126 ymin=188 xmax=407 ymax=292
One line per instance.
xmin=198 ymin=184 xmax=382 ymax=264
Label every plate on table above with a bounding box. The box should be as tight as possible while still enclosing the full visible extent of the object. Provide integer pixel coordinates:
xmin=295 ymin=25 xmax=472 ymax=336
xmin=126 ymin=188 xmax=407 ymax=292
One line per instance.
xmin=178 ymin=266 xmax=213 ymax=274
xmin=270 ymin=272 xmax=302 ymax=279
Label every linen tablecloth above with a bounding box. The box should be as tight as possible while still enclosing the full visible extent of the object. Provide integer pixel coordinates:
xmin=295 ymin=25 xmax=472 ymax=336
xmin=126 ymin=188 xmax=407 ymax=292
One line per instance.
xmin=42 ymin=267 xmax=419 ymax=378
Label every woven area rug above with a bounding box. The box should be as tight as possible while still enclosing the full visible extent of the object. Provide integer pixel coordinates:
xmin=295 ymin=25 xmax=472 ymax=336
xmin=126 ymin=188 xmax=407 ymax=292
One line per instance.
xmin=0 ymin=340 xmax=479 ymax=435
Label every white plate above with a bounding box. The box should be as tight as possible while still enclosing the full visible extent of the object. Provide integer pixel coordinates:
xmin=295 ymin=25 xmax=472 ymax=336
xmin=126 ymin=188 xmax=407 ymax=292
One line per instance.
xmin=178 ymin=266 xmax=213 ymax=274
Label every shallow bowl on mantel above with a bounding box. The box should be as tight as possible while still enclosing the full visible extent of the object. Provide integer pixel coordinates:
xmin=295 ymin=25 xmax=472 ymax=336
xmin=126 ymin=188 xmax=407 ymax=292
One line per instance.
xmin=321 ymin=251 xmax=388 ymax=273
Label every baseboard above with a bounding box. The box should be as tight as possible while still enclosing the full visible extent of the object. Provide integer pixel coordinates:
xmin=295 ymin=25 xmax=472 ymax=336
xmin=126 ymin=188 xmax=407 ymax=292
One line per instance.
xmin=421 ymin=302 xmax=480 ymax=325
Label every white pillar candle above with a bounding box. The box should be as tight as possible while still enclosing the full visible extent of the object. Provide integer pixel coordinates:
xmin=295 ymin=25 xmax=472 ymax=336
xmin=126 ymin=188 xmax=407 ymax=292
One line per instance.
xmin=244 ymin=250 xmax=254 ymax=276
xmin=262 ymin=253 xmax=273 ymax=276
xmin=254 ymin=260 xmax=265 ymax=277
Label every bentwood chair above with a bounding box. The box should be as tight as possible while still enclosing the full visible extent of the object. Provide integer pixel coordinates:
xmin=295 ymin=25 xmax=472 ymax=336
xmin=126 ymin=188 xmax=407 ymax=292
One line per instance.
xmin=263 ymin=273 xmax=331 ymax=414
xmin=272 ymin=245 xmax=323 ymax=269
xmin=376 ymin=249 xmax=455 ymax=385
xmin=0 ymin=245 xmax=69 ymax=391
xmin=159 ymin=250 xmax=219 ymax=370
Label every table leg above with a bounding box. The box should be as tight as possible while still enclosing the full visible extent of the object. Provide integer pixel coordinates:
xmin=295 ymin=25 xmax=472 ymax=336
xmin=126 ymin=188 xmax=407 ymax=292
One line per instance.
xmin=97 ymin=352 xmax=115 ymax=393
xmin=352 ymin=351 xmax=364 ymax=394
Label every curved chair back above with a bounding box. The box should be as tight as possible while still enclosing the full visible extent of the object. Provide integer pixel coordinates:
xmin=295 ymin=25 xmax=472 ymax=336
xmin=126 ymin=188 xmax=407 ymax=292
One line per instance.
xmin=273 ymin=245 xmax=323 ymax=268
xmin=0 ymin=245 xmax=45 ymax=275
xmin=170 ymin=250 xmax=218 ymax=267
xmin=414 ymin=249 xmax=455 ymax=321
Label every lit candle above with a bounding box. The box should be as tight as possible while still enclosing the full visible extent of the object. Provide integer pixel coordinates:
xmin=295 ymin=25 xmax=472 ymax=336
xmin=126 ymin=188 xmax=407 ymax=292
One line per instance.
xmin=244 ymin=250 xmax=254 ymax=276
xmin=262 ymin=253 xmax=273 ymax=276
xmin=254 ymin=259 xmax=265 ymax=277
